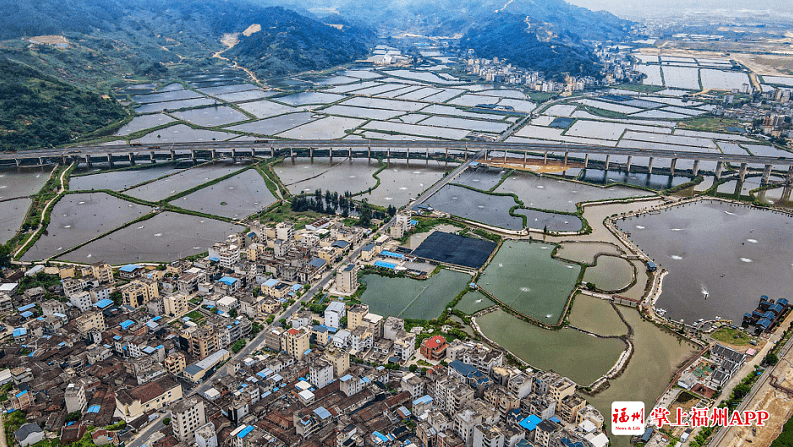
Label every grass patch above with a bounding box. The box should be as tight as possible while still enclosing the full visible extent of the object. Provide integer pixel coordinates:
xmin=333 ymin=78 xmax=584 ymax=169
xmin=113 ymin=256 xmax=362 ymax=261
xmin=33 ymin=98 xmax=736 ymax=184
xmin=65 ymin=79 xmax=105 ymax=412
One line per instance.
xmin=677 ymin=116 xmax=745 ymax=133
xmin=612 ymin=83 xmax=665 ymax=93
xmin=711 ymin=327 xmax=752 ymax=346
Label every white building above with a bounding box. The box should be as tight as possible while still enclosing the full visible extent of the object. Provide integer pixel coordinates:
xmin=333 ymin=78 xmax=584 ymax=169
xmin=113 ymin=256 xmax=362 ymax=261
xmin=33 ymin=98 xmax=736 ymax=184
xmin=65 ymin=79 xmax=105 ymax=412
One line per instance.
xmin=324 ymin=301 xmax=346 ymax=329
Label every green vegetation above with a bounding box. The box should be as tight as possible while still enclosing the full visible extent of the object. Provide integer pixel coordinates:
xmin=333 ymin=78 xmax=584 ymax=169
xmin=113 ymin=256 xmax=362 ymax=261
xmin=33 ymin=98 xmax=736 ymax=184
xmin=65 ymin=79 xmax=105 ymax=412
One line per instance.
xmin=461 ymin=14 xmax=602 ymax=79
xmin=162 ymin=417 xmax=171 ymax=426
xmin=771 ymin=412 xmax=793 ymax=447
xmin=226 ymin=7 xmax=375 ymax=77
xmin=678 ymin=116 xmax=745 ymax=133
xmin=65 ymin=411 xmax=82 ymax=422
xmin=710 ymin=326 xmax=752 ymax=346
xmin=0 ymin=56 xmax=127 ymax=151
xmin=5 ymin=410 xmax=28 ymax=447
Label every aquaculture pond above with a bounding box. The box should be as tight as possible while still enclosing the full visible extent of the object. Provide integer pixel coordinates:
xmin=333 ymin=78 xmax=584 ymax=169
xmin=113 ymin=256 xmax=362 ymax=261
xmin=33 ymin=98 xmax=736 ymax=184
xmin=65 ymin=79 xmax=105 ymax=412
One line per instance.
xmin=616 ymin=199 xmax=793 ymax=323
xmin=358 ymin=270 xmax=471 ymax=320
xmin=496 ymin=171 xmax=650 ymax=213
xmin=125 ymin=163 xmax=246 ymax=202
xmin=22 ymin=193 xmax=153 ymax=261
xmin=479 ymin=241 xmax=581 ymax=323
xmin=69 ymin=165 xmax=184 ymax=191
xmin=477 ymin=309 xmax=625 ymax=385
xmin=169 ymin=169 xmax=277 ymax=219
xmin=57 ymin=212 xmax=245 ymax=264
xmin=274 ymin=157 xmax=380 ymax=196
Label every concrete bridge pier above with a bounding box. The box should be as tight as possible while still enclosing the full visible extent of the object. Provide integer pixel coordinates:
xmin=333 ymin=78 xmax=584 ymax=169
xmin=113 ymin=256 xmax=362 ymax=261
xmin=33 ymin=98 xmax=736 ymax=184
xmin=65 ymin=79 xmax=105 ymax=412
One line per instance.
xmin=39 ymin=157 xmax=45 ymax=167
xmin=329 ymin=147 xmax=333 ymax=162
xmin=715 ymin=161 xmax=724 ymax=179
xmin=211 ymin=149 xmax=217 ymax=160
xmin=369 ymin=147 xmax=372 ymax=160
xmin=787 ymin=166 xmax=793 ymax=183
xmin=783 ymin=184 xmax=792 ymax=201
xmin=190 ymin=150 xmax=195 ymax=164
xmin=692 ymin=160 xmax=700 ymax=177
xmin=444 ymin=147 xmax=448 ymax=161
xmin=310 ymin=147 xmax=314 ymax=161
xmin=762 ymin=164 xmax=773 ymax=183
xmin=583 ymin=154 xmax=589 ymax=168
xmin=85 ymin=154 xmax=92 ymax=168
xmin=523 ymin=151 xmax=528 ymax=168
xmin=149 ymin=152 xmax=156 ymax=164
xmin=348 ymin=147 xmax=352 ymax=159
xmin=232 ymin=148 xmax=237 ymax=163
xmin=669 ymin=158 xmax=677 ymax=176
xmin=563 ymin=152 xmax=569 ymax=166
xmin=625 ymin=156 xmax=632 ymax=173
xmin=290 ymin=148 xmax=294 ymax=161
xmin=130 ymin=153 xmax=137 ymax=165
xmin=386 ymin=147 xmax=390 ymax=161
xmin=170 ymin=149 xmax=175 ymax=161
xmin=464 ymin=147 xmax=468 ymax=160
xmin=406 ymin=147 xmax=410 ymax=161
xmin=270 ymin=147 xmax=274 ymax=158
xmin=604 ymin=154 xmax=610 ymax=171
xmin=15 ymin=158 xmax=20 ymax=167
xmin=543 ymin=151 xmax=548 ymax=165
xmin=739 ymin=163 xmax=748 ymax=182
xmin=106 ymin=154 xmax=113 ymax=169
xmin=62 ymin=154 xmax=68 ymax=165
xmin=647 ymin=157 xmax=654 ymax=175
xmin=426 ymin=148 xmax=430 ymax=166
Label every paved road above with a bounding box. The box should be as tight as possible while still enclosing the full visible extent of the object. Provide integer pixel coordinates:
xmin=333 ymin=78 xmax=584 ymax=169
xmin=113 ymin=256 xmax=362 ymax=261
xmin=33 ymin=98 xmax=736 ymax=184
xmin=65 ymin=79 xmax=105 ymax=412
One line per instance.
xmin=413 ymin=150 xmax=485 ymax=206
xmin=4 ymin=139 xmax=793 ymax=167
xmin=127 ymin=411 xmax=170 ymax=447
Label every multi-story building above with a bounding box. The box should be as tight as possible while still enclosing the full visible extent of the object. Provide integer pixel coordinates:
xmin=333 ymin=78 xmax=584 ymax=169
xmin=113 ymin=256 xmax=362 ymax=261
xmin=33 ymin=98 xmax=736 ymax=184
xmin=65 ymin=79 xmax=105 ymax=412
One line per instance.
xmin=115 ymin=375 xmax=183 ymax=422
xmin=164 ymin=352 xmax=187 ymax=375
xmin=421 ymin=335 xmax=449 ymax=361
xmin=275 ymin=222 xmax=294 ymax=242
xmin=557 ymin=394 xmax=586 ymax=424
xmin=171 ymin=396 xmax=206 ymax=442
xmin=186 ymin=327 xmax=219 ymax=360
xmin=347 ymin=304 xmax=369 ymax=330
xmin=74 ymin=311 xmax=106 ymax=335
xmin=473 ymin=425 xmax=504 ymax=447
xmin=164 ymin=293 xmax=190 ymax=317
xmin=282 ymin=328 xmax=310 ymax=360
xmin=324 ymin=301 xmax=346 ymax=330
xmin=64 ymin=384 xmax=87 ymax=414
xmin=309 ymin=358 xmax=334 ymax=389
xmin=120 ymin=280 xmax=159 ymax=308
xmin=91 ymin=262 xmax=115 ymax=285
xmin=210 ymin=241 xmax=241 ymax=269
xmin=70 ymin=291 xmax=94 ymax=312
xmin=336 ymin=264 xmax=359 ymax=293
xmin=324 ymin=348 xmax=350 ymax=377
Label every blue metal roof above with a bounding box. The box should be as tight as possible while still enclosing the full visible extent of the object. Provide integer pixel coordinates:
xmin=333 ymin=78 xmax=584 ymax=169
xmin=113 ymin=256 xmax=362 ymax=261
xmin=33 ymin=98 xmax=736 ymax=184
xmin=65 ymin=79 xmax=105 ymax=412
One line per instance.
xmin=87 ymin=405 xmax=101 ymax=414
xmin=119 ymin=264 xmax=142 ymax=273
xmin=374 ymin=260 xmax=397 ymax=270
xmin=219 ymin=277 xmax=238 ymax=285
xmin=94 ymin=299 xmax=114 ymax=309
xmin=12 ymin=328 xmax=27 ymax=337
xmin=20 ymin=311 xmax=33 ymax=318
xmin=779 ymin=298 xmax=789 ymax=307
xmin=17 ymin=304 xmax=35 ymax=312
xmin=119 ymin=320 xmax=134 ymax=329
xmin=519 ymin=415 xmax=542 ymax=431
xmin=381 ymin=250 xmax=404 ymax=259
xmin=237 ymin=426 xmax=255 ymax=439
xmin=263 ymin=278 xmax=279 ymax=288
xmin=208 ymin=257 xmax=219 ymax=262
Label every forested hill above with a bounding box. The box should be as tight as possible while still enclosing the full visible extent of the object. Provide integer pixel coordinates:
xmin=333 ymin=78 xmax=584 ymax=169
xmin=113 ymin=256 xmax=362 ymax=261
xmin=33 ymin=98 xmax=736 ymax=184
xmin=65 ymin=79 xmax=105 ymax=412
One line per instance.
xmin=224 ymin=7 xmax=375 ymax=78
xmin=461 ymin=14 xmax=602 ymax=79
xmin=0 ymin=57 xmax=127 ymax=151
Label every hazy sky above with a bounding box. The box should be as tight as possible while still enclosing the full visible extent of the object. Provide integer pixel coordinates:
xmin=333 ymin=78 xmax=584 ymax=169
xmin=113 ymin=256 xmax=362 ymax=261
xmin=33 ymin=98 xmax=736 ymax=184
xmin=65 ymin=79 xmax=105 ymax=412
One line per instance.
xmin=563 ymin=0 xmax=790 ymax=18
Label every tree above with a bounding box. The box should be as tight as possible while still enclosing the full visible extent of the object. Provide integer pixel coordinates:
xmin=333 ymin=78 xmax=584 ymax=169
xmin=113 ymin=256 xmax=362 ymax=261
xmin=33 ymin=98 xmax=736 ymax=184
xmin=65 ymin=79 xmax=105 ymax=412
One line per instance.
xmin=65 ymin=411 xmax=81 ymax=422
xmin=765 ymin=352 xmax=779 ymax=366
xmin=229 ymin=308 xmax=238 ymax=318
xmin=266 ymin=315 xmax=275 ymax=324
xmin=0 ymin=244 xmax=11 ymax=269
xmin=110 ymin=290 xmax=123 ymax=306
xmin=231 ymin=339 xmax=247 ymax=353
xmin=162 ymin=417 xmax=171 ymax=426
xmin=408 ymin=364 xmax=418 ymax=373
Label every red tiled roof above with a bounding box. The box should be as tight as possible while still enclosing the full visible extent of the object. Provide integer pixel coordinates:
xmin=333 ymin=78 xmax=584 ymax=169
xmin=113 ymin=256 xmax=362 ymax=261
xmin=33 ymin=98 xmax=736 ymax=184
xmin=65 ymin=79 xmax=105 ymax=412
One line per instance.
xmin=423 ymin=335 xmax=446 ymax=349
